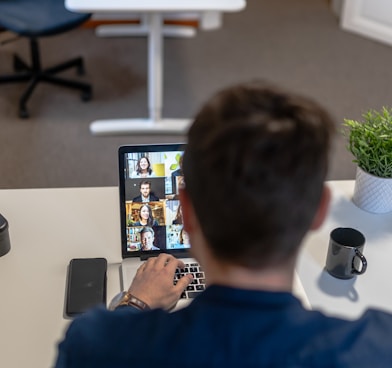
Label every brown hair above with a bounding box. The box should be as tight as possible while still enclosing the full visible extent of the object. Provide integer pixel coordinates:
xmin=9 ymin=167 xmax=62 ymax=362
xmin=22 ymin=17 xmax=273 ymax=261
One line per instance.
xmin=136 ymin=157 xmax=152 ymax=175
xmin=183 ymin=80 xmax=335 ymax=268
xmin=138 ymin=204 xmax=155 ymax=227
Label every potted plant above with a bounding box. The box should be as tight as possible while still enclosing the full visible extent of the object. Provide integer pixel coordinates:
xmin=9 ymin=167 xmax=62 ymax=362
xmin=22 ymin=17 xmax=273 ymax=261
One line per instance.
xmin=343 ymin=107 xmax=392 ymax=213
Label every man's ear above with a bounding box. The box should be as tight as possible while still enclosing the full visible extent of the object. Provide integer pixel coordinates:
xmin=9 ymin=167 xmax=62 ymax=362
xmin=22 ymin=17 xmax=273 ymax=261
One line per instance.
xmin=179 ymin=188 xmax=195 ymax=234
xmin=310 ymin=185 xmax=331 ymax=230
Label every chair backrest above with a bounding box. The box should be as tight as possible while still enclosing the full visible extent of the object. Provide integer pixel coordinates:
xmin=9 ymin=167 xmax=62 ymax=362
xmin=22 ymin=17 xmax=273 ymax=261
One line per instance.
xmin=0 ymin=0 xmax=91 ymax=38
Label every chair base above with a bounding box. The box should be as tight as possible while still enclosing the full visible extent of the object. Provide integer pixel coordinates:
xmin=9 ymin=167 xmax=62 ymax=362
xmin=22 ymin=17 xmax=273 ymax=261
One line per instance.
xmin=0 ymin=38 xmax=92 ymax=118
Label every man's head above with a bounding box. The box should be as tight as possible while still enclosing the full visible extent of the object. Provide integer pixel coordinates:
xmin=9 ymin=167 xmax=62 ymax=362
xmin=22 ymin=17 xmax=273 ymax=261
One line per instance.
xmin=183 ymin=81 xmax=335 ymax=269
xmin=140 ymin=226 xmax=155 ymax=250
xmin=139 ymin=181 xmax=151 ymax=198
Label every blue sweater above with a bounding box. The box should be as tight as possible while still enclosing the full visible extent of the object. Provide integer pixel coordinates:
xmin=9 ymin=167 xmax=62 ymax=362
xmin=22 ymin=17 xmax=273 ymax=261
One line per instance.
xmin=55 ymin=285 xmax=392 ymax=367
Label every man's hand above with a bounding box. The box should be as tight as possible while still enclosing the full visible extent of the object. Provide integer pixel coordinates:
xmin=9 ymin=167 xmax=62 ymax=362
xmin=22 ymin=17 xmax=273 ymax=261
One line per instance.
xmin=128 ymin=254 xmax=193 ymax=310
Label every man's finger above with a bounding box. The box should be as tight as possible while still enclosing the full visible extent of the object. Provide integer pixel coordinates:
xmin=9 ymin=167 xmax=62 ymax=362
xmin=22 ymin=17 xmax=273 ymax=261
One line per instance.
xmin=143 ymin=255 xmax=164 ymax=270
xmin=156 ymin=254 xmax=184 ymax=272
xmin=175 ymin=273 xmax=193 ymax=293
xmin=155 ymin=253 xmax=174 ymax=268
xmin=176 ymin=259 xmax=186 ymax=270
xmin=136 ymin=262 xmax=147 ymax=275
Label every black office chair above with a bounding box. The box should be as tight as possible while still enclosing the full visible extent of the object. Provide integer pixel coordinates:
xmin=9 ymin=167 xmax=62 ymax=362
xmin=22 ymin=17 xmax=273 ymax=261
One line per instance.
xmin=0 ymin=0 xmax=92 ymax=118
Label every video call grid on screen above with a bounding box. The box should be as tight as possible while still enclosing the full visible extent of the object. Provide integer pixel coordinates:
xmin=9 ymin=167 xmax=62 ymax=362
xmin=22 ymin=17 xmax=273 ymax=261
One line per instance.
xmin=119 ymin=144 xmax=189 ymax=256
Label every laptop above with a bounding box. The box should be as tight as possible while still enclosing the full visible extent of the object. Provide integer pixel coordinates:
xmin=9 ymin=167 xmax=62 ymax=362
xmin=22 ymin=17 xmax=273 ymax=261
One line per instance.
xmin=118 ymin=143 xmax=202 ymax=309
xmin=118 ymin=144 xmax=311 ymax=310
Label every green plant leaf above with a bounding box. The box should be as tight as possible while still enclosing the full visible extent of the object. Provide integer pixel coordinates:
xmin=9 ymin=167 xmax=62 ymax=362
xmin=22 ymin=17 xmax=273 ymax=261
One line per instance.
xmin=343 ymin=106 xmax=392 ymax=178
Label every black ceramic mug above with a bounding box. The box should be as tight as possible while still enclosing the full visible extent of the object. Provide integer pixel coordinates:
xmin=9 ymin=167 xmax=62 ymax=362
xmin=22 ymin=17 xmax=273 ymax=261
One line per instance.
xmin=0 ymin=214 xmax=11 ymax=257
xmin=325 ymin=227 xmax=367 ymax=279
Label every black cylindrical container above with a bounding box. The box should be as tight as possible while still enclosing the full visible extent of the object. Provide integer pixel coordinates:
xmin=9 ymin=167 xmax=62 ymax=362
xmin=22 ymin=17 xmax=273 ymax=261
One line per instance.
xmin=0 ymin=214 xmax=11 ymax=257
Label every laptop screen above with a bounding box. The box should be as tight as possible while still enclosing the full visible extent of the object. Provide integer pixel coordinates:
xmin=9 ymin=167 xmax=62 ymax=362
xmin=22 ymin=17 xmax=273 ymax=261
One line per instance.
xmin=118 ymin=144 xmax=188 ymax=259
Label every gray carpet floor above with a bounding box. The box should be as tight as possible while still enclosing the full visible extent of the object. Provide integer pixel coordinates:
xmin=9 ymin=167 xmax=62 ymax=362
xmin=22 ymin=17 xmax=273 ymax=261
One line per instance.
xmin=1 ymin=0 xmax=392 ymax=189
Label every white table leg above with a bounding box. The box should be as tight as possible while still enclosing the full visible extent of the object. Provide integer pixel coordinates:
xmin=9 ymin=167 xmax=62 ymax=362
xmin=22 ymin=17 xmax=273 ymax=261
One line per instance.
xmin=90 ymin=12 xmax=193 ymax=135
xmin=149 ymin=12 xmax=162 ymax=122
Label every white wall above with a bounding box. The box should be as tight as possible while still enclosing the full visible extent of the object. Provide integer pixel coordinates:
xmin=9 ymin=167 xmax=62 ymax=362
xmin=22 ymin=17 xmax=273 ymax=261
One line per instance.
xmin=341 ymin=0 xmax=392 ymax=47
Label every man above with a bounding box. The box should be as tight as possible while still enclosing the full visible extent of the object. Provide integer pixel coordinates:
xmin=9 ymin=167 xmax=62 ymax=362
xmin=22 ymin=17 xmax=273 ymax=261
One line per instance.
xmin=132 ymin=180 xmax=159 ymax=202
xmin=55 ymin=81 xmax=392 ymax=367
xmin=140 ymin=226 xmax=160 ymax=251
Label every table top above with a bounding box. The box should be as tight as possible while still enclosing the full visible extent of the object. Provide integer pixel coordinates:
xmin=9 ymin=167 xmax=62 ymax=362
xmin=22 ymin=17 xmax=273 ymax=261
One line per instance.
xmin=0 ymin=187 xmax=122 ymax=368
xmin=66 ymin=0 xmax=246 ymax=13
xmin=0 ymin=181 xmax=391 ymax=367
xmin=297 ymin=180 xmax=392 ymax=319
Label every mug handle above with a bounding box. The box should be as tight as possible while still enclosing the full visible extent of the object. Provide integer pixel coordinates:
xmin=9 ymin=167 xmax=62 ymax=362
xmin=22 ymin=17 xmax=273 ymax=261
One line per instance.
xmin=352 ymin=248 xmax=367 ymax=275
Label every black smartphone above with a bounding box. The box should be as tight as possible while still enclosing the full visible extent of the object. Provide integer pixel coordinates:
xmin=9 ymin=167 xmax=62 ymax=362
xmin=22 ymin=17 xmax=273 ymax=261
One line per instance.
xmin=65 ymin=258 xmax=107 ymax=317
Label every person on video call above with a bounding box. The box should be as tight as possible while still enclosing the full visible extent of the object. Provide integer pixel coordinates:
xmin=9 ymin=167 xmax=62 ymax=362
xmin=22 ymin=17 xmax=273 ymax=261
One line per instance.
xmin=172 ymin=204 xmax=183 ymax=225
xmin=171 ymin=154 xmax=183 ymax=177
xmin=132 ymin=180 xmax=159 ymax=203
xmin=55 ymin=81 xmax=392 ymax=367
xmin=130 ymin=156 xmax=156 ymax=178
xmin=134 ymin=204 xmax=159 ymax=227
xmin=140 ymin=226 xmax=160 ymax=251
xmin=179 ymin=228 xmax=190 ymax=246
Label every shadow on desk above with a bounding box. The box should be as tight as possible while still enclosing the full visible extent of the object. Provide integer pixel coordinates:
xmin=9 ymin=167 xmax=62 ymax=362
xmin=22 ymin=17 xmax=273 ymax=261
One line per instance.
xmin=317 ymin=270 xmax=359 ymax=302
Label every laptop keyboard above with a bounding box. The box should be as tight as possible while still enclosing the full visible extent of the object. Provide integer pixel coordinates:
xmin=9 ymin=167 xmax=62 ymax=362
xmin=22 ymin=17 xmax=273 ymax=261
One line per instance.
xmin=174 ymin=262 xmax=206 ymax=299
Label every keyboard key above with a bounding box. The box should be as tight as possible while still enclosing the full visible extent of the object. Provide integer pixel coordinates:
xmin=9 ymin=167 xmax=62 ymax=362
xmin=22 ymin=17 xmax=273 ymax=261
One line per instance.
xmin=175 ymin=262 xmax=206 ymax=299
xmin=187 ymin=291 xmax=203 ymax=299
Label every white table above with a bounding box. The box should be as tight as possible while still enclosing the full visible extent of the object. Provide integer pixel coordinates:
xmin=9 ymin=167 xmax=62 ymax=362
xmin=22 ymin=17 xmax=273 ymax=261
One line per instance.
xmin=0 ymin=187 xmax=122 ymax=368
xmin=297 ymin=180 xmax=392 ymax=319
xmin=1 ymin=181 xmax=391 ymax=367
xmin=65 ymin=0 xmax=246 ymax=135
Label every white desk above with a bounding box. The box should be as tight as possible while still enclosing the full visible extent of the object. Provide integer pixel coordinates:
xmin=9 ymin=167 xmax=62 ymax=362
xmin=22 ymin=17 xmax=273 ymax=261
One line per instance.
xmin=1 ymin=181 xmax=391 ymax=367
xmin=297 ymin=180 xmax=392 ymax=319
xmin=65 ymin=1 xmax=246 ymax=136
xmin=0 ymin=187 xmax=122 ymax=368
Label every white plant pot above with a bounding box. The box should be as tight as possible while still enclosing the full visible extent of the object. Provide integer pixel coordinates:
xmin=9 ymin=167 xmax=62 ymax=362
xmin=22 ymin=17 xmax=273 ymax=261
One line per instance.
xmin=352 ymin=166 xmax=392 ymax=214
